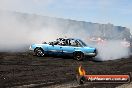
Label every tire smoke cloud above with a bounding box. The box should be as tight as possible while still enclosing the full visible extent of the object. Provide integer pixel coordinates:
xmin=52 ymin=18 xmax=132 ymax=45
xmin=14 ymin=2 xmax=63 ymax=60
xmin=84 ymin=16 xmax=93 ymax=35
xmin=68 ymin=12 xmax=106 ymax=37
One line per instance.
xmin=93 ymin=40 xmax=130 ymax=61
xmin=0 ymin=11 xmax=88 ymax=52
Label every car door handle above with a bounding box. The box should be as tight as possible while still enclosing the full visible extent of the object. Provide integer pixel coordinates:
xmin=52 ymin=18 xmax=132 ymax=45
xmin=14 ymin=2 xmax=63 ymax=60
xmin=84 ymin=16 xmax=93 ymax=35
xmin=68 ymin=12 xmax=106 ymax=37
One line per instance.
xmin=60 ymin=47 xmax=62 ymax=48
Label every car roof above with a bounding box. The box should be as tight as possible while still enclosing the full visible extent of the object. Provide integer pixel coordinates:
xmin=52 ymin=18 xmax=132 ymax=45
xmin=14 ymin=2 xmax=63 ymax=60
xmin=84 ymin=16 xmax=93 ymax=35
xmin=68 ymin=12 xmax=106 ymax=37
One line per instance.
xmin=58 ymin=38 xmax=80 ymax=40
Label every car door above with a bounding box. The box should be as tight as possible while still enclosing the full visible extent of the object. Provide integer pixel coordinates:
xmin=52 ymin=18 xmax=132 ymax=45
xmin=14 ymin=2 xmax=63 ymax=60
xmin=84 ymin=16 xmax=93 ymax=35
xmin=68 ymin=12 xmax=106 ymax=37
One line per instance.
xmin=60 ymin=39 xmax=78 ymax=56
xmin=61 ymin=46 xmax=75 ymax=55
xmin=47 ymin=44 xmax=62 ymax=55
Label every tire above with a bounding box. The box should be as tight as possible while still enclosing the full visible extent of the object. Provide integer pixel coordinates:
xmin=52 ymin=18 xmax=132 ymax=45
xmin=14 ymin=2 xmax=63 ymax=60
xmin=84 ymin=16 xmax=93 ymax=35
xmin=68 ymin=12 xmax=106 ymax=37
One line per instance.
xmin=74 ymin=52 xmax=84 ymax=61
xmin=34 ymin=48 xmax=44 ymax=57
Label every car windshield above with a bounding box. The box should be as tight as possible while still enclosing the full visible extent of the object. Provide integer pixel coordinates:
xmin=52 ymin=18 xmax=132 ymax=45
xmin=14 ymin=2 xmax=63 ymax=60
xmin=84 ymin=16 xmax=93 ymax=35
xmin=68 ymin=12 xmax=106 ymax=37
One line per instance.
xmin=77 ymin=39 xmax=87 ymax=47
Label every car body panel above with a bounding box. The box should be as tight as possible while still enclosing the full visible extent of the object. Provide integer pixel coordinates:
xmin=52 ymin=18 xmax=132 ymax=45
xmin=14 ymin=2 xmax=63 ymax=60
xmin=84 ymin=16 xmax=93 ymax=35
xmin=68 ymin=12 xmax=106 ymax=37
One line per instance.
xmin=29 ymin=38 xmax=97 ymax=57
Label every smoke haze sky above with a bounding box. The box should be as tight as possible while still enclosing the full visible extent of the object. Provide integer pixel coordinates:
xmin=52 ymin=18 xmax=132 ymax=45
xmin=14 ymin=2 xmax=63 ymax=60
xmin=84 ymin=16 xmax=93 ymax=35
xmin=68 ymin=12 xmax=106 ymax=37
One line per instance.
xmin=0 ymin=0 xmax=131 ymax=31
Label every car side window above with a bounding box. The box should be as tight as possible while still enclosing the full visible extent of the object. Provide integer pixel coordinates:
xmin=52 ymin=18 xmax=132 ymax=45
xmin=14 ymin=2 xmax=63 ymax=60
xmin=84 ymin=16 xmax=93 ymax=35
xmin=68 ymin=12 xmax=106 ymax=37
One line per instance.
xmin=76 ymin=41 xmax=81 ymax=47
xmin=70 ymin=40 xmax=81 ymax=47
xmin=57 ymin=39 xmax=66 ymax=46
xmin=53 ymin=41 xmax=59 ymax=45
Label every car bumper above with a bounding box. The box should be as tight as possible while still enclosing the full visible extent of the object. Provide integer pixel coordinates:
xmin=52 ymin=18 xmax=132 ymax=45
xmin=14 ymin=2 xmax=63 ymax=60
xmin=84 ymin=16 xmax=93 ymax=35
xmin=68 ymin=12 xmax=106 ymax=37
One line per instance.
xmin=85 ymin=49 xmax=98 ymax=57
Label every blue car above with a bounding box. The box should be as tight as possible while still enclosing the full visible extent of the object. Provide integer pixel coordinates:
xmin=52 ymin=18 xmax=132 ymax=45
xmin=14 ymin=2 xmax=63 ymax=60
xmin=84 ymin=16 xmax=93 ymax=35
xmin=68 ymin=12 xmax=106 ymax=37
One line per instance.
xmin=29 ymin=38 xmax=97 ymax=61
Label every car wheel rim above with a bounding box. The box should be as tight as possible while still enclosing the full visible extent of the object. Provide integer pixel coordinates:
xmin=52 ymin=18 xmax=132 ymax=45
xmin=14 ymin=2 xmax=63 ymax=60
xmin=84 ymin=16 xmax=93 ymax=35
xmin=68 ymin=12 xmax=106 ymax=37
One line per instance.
xmin=36 ymin=49 xmax=44 ymax=56
xmin=76 ymin=53 xmax=82 ymax=60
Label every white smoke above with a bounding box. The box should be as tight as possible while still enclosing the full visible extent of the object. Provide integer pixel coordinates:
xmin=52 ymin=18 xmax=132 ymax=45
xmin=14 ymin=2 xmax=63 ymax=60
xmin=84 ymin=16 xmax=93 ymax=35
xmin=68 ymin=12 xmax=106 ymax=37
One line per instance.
xmin=92 ymin=40 xmax=130 ymax=61
xmin=0 ymin=10 xmax=88 ymax=52
xmin=0 ymin=12 xmax=58 ymax=51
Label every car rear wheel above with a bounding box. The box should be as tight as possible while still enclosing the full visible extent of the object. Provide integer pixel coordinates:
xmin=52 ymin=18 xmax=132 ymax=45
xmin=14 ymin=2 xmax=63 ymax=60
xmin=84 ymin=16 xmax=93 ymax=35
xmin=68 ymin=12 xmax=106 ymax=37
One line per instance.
xmin=74 ymin=52 xmax=84 ymax=61
xmin=34 ymin=48 xmax=44 ymax=57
